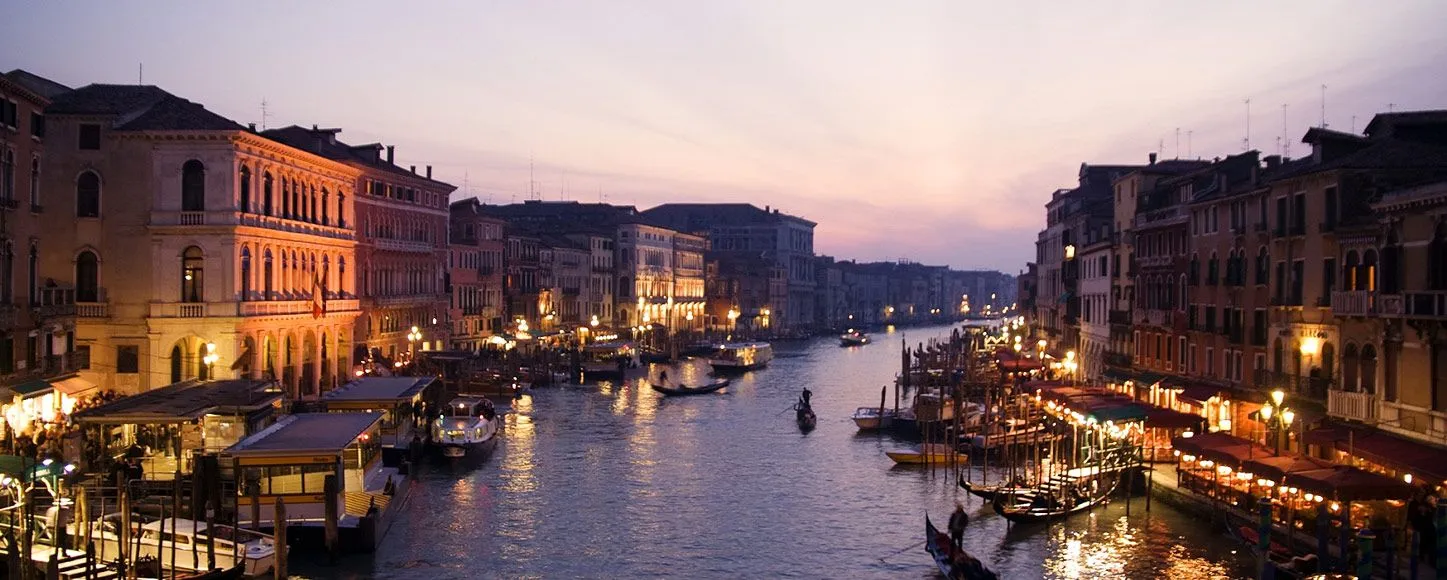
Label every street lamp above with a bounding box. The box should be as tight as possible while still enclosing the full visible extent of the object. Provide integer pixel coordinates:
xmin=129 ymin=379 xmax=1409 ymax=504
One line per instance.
xmin=202 ymin=343 xmax=219 ymax=379
xmin=1260 ymin=389 xmax=1295 ymax=455
xmin=590 ymin=315 xmax=600 ymax=328
xmin=407 ymin=326 xmax=422 ymax=360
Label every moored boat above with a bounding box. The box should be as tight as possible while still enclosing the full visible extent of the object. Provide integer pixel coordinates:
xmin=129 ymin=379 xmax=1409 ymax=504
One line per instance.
xmin=650 ymin=379 xmax=731 ymax=396
xmin=839 ymin=329 xmax=870 ymax=346
xmin=74 ymin=514 xmax=275 ymax=577
xmin=925 ymin=516 xmax=999 ymax=580
xmin=708 ymin=342 xmax=773 ymax=374
xmin=991 ymin=472 xmax=1117 ymax=523
xmin=431 ymin=396 xmax=501 ymax=459
xmin=851 ymin=406 xmax=895 ymax=431
xmin=580 ymin=341 xmax=634 ymax=379
xmin=886 ymin=443 xmax=967 ymax=465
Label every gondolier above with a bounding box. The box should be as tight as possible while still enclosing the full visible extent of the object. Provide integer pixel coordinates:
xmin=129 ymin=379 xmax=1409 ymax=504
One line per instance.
xmin=948 ymin=503 xmax=969 ymax=550
xmin=801 ymin=386 xmax=812 ymax=405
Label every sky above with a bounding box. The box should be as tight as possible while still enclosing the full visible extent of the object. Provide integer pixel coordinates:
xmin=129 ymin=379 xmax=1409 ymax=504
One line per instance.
xmin=5 ymin=1 xmax=1447 ymax=272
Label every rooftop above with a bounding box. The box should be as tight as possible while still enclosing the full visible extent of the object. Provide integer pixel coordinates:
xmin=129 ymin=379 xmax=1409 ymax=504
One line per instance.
xmin=641 ymin=203 xmax=817 ymax=228
xmin=46 ymin=84 xmax=244 ymax=132
xmin=262 ymin=125 xmax=455 ymax=189
xmin=73 ymin=380 xmax=282 ymax=424
xmin=321 ymin=376 xmax=437 ymax=403
xmin=226 ymin=412 xmax=383 ymax=455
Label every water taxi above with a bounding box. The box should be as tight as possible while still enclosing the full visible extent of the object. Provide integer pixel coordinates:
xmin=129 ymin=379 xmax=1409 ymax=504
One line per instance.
xmin=839 ymin=329 xmax=870 ymax=346
xmin=707 ymin=342 xmax=773 ymax=374
xmin=432 ymin=396 xmax=501 ymax=459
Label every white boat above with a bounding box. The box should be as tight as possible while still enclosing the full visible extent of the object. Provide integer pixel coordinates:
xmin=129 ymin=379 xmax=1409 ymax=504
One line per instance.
xmin=74 ymin=514 xmax=275 ymax=577
xmin=432 ymin=396 xmax=502 ymax=459
xmin=851 ymin=406 xmax=896 ymax=431
xmin=580 ymin=341 xmax=633 ymax=379
xmin=707 ymin=342 xmax=773 ymax=373
xmin=839 ymin=329 xmax=870 ymax=346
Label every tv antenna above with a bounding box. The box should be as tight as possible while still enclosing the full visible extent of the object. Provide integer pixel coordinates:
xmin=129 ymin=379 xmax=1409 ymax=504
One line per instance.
xmin=1174 ymin=128 xmax=1180 ymax=159
xmin=1320 ymin=84 xmax=1328 ymax=128
xmin=1282 ymin=104 xmax=1291 ymax=159
xmin=1187 ymin=130 xmax=1193 ymax=158
xmin=1243 ymin=98 xmax=1252 ymax=151
xmin=260 ymin=99 xmax=271 ymax=131
xmin=138 ymin=63 xmax=143 ymax=85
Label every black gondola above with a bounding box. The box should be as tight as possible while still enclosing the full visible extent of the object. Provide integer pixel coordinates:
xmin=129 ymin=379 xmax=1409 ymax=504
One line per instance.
xmin=795 ymin=402 xmax=817 ymax=431
xmin=990 ymin=475 xmax=1116 ymax=523
xmin=958 ymin=474 xmax=1030 ymax=502
xmin=650 ymin=379 xmax=731 ymax=396
xmin=925 ymin=516 xmax=998 ymax=580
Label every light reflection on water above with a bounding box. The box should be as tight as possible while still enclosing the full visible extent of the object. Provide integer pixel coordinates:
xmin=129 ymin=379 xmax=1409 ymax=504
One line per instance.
xmin=295 ymin=324 xmax=1253 ymax=579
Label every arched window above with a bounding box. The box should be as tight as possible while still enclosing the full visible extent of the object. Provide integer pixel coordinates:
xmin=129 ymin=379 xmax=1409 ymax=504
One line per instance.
xmin=1188 ymin=254 xmax=1199 ymax=286
xmin=238 ymin=165 xmax=251 ymax=213
xmin=320 ymin=188 xmax=329 ymax=225
xmin=322 ymin=256 xmax=331 ymax=297
xmin=76 ymin=171 xmax=100 ymax=218
xmin=1383 ymin=230 xmax=1404 ymax=294
xmin=1256 ymin=246 xmax=1269 ymax=285
xmin=262 ymin=172 xmax=274 ymax=216
xmin=1 ymin=149 xmax=13 ymax=201
xmin=280 ymin=252 xmax=290 ymax=296
xmin=1207 ymin=252 xmax=1219 ymax=285
xmin=29 ymin=157 xmax=39 ymax=207
xmin=170 ymin=345 xmax=183 ymax=384
xmin=291 ymin=182 xmax=300 ymax=221
xmin=1179 ymin=275 xmax=1188 ymax=309
xmin=1344 ymin=250 xmax=1360 ymax=290
xmin=336 ymin=193 xmax=346 ymax=227
xmin=26 ymin=244 xmax=37 ymax=306
xmin=0 ymin=243 xmax=12 ymax=304
xmin=181 ymin=160 xmax=205 ymax=211
xmin=1343 ymin=343 xmax=1359 ymax=391
xmin=281 ymin=177 xmax=291 ymax=218
xmin=181 ymin=246 xmax=204 ymax=302
xmin=263 ymin=249 xmax=275 ymax=300
xmin=1362 ymin=249 xmax=1379 ymax=293
xmin=240 ymin=246 xmax=252 ymax=301
xmin=1360 ymin=345 xmax=1378 ymax=394
xmin=197 ymin=343 xmax=210 ymax=381
xmin=338 ymin=256 xmax=346 ymax=296
xmin=76 ymin=250 xmax=99 ymax=302
xmin=309 ymin=184 xmax=318 ymax=222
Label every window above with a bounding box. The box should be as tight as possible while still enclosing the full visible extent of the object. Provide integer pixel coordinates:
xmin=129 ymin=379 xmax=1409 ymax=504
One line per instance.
xmin=240 ymin=247 xmax=252 ymax=301
xmin=1255 ymin=247 xmax=1269 ymax=285
xmin=76 ymin=171 xmax=100 ymax=217
xmin=1274 ymin=262 xmax=1286 ymax=303
xmin=1292 ymin=192 xmax=1306 ymax=234
xmin=336 ymin=193 xmax=345 ymax=227
xmin=181 ymin=246 xmax=204 ymax=302
xmin=78 ymin=124 xmax=101 ymax=150
xmin=262 ymin=172 xmax=274 ymax=216
xmin=1291 ymin=260 xmax=1305 ymax=305
xmin=181 ymin=160 xmax=205 ymax=211
xmin=29 ymin=157 xmax=39 ymax=208
xmin=116 ymin=345 xmax=139 ymax=373
xmin=1323 ymin=187 xmax=1338 ymax=231
xmin=76 ymin=250 xmax=99 ymax=302
xmin=0 ymin=243 xmax=12 ymax=304
xmin=1322 ymin=257 xmax=1336 ymax=302
xmin=1275 ymin=197 xmax=1287 ymax=234
xmin=338 ymin=257 xmax=346 ymax=295
xmin=281 ymin=178 xmax=290 ymax=218
xmin=26 ymin=245 xmax=36 ymax=306
xmin=238 ymin=166 xmax=251 ymax=213
xmin=263 ymin=250 xmax=275 ymax=299
xmin=0 ymin=100 xmax=15 ymax=127
xmin=29 ymin=112 xmax=43 ymax=138
xmin=321 ymin=188 xmax=329 ymax=224
xmin=1 ymin=148 xmax=13 ymax=200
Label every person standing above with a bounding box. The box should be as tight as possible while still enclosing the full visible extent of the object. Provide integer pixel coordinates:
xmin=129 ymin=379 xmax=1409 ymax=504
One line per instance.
xmin=801 ymin=386 xmax=812 ymax=406
xmin=948 ymin=503 xmax=969 ymax=551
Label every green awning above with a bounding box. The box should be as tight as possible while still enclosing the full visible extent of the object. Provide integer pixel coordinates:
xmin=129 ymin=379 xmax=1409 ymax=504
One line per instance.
xmin=11 ymin=379 xmax=52 ymax=399
xmin=1102 ymin=368 xmax=1133 ymax=383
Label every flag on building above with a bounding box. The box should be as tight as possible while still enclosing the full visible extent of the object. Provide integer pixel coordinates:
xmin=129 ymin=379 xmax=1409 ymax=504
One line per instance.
xmin=312 ymin=267 xmax=328 ymax=319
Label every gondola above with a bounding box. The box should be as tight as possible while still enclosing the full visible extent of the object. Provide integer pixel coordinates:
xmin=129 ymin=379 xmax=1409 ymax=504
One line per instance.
xmin=795 ymin=402 xmax=817 ymax=431
xmin=957 ymin=475 xmax=1028 ymax=502
xmin=990 ymin=476 xmax=1117 ymax=523
xmin=924 ymin=516 xmax=998 ymax=580
xmin=650 ymin=379 xmax=731 ymax=396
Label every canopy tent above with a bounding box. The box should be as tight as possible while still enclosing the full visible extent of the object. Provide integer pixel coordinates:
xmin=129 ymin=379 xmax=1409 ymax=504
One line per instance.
xmin=1143 ymin=407 xmax=1207 ymax=431
xmin=1237 ymin=455 xmax=1335 ymax=483
xmin=1289 ymin=466 xmax=1414 ymax=502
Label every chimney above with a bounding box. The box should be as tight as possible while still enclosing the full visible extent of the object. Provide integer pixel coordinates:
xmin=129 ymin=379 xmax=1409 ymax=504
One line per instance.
xmin=386 ymin=146 xmax=395 ymax=164
xmin=312 ymin=124 xmax=318 ymax=131
xmin=248 ymin=123 xmax=256 ymax=132
xmin=1148 ymin=152 xmax=1157 ymax=165
xmin=410 ymin=165 xmax=416 ymax=174
xmin=1263 ymin=155 xmax=1282 ymax=169
xmin=426 ymin=165 xmax=432 ymax=179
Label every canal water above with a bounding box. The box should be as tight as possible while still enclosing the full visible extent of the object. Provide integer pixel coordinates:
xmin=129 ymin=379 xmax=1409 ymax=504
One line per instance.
xmin=297 ymin=323 xmax=1254 ymax=579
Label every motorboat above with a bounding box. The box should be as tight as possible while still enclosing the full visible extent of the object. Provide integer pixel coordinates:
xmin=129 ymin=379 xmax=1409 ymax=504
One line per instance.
xmin=886 ymin=443 xmax=967 ymax=465
xmin=580 ymin=341 xmax=634 ymax=379
xmin=74 ymin=514 xmax=275 ymax=577
xmin=708 ymin=342 xmax=773 ymax=374
xmin=839 ymin=329 xmax=870 ymax=346
xmin=851 ymin=406 xmax=896 ymax=431
xmin=431 ymin=396 xmax=501 ymax=459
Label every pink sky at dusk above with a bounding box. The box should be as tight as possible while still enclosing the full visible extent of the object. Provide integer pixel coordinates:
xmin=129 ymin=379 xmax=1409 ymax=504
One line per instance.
xmin=6 ymin=0 xmax=1447 ymax=271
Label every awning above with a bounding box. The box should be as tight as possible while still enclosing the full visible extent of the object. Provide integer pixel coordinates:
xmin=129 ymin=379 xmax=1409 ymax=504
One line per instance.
xmin=1144 ymin=407 xmax=1207 ymax=431
xmin=1174 ymin=383 xmax=1222 ymax=406
xmin=1290 ymin=466 xmax=1414 ymax=502
xmin=1101 ymin=368 xmax=1134 ymax=383
xmin=1238 ymin=455 xmax=1334 ymax=483
xmin=1316 ymin=423 xmax=1447 ymax=484
xmin=11 ymin=379 xmax=52 ymax=399
xmin=50 ymin=376 xmax=96 ymax=397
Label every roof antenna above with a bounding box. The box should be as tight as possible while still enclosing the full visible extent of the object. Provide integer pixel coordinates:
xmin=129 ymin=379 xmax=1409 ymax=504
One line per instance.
xmin=138 ymin=63 xmax=143 ymax=85
xmin=1320 ymin=84 xmax=1328 ymax=129
xmin=260 ymin=98 xmax=271 ymax=131
xmin=1243 ymin=98 xmax=1252 ymax=152
xmin=1174 ymin=128 xmax=1180 ymax=159
xmin=1388 ymin=103 xmax=1396 ymax=113
xmin=1351 ymin=115 xmax=1357 ymax=134
xmin=1187 ymin=130 xmax=1193 ymax=159
xmin=1282 ymin=104 xmax=1290 ymax=159
xmin=529 ymin=156 xmax=539 ymax=201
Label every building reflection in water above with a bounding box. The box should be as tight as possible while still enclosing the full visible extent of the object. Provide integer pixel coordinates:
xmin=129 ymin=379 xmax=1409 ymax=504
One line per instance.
xmin=1041 ymin=512 xmax=1235 ymax=579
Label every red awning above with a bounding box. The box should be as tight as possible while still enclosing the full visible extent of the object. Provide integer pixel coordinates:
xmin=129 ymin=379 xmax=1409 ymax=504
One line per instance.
xmin=998 ymin=359 xmax=1043 ymax=372
xmin=1238 ymin=455 xmax=1334 ymax=482
xmin=1290 ymin=466 xmax=1414 ymax=502
xmin=1173 ymin=382 xmax=1222 ymax=406
xmin=1144 ymin=407 xmax=1206 ymax=431
xmin=1338 ymin=429 xmax=1447 ymax=484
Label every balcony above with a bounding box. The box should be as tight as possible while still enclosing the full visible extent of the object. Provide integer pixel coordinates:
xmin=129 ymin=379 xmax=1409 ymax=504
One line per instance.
xmin=1253 ymin=369 xmax=1329 ymax=402
xmin=1331 ymin=290 xmax=1375 ymax=317
xmin=238 ymin=298 xmax=360 ymax=317
xmin=1108 ymin=309 xmax=1131 ymax=326
xmin=233 ymin=212 xmax=354 ymax=241
xmin=374 ymin=238 xmax=435 ymax=253
xmin=76 ymin=302 xmax=108 ymax=318
xmin=1328 ymin=389 xmax=1378 ymax=423
xmin=1394 ymin=292 xmax=1447 ymax=319
xmin=179 ymin=211 xmax=205 ymax=225
xmin=1378 ymin=294 xmax=1404 ymax=316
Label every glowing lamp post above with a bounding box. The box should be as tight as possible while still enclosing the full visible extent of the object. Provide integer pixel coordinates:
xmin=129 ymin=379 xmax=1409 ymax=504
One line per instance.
xmin=407 ymin=326 xmax=422 ymax=360
xmin=1259 ymin=389 xmax=1295 ymax=455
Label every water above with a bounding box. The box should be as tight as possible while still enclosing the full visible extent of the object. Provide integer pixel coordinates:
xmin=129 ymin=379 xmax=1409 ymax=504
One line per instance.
xmin=298 ymin=324 xmax=1254 ymax=579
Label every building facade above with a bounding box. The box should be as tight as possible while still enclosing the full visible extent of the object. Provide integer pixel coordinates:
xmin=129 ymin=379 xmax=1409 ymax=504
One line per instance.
xmin=41 ymin=84 xmax=360 ymax=397
xmin=448 ymin=199 xmax=506 ymax=351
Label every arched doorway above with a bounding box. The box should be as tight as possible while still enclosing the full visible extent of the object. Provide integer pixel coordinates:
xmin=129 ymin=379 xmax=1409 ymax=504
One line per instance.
xmin=239 ymin=336 xmax=257 ymax=379
xmin=197 ymin=342 xmax=210 ymax=381
xmin=1320 ymin=341 xmax=1335 ymax=382
xmin=170 ymin=345 xmax=183 ymax=384
xmin=320 ymin=333 xmax=331 ymax=392
xmin=301 ymin=330 xmax=317 ymax=397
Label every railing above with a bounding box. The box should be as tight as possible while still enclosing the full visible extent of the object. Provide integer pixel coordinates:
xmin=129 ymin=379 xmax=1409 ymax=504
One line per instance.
xmin=235 ymin=212 xmax=354 ymax=240
xmin=1331 ymin=290 xmax=1375 ymax=316
xmin=1378 ymin=294 xmax=1404 ymax=316
xmin=1137 ymin=255 xmax=1173 ymax=268
xmin=1328 ymin=389 xmax=1378 ymax=423
xmin=179 ymin=303 xmax=204 ymax=317
xmin=1399 ymin=292 xmax=1447 ymax=319
xmin=372 ymin=294 xmax=442 ymax=307
xmin=0 ymin=199 xmax=17 ymax=211
xmin=238 ymin=298 xmax=360 ymax=317
xmin=374 ymin=238 xmax=435 ymax=253
xmin=76 ymin=302 xmax=108 ymax=317
xmin=179 ymin=211 xmax=205 ymax=225
xmin=1253 ymin=369 xmax=1330 ymax=402
xmin=35 ymin=302 xmax=74 ymax=318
